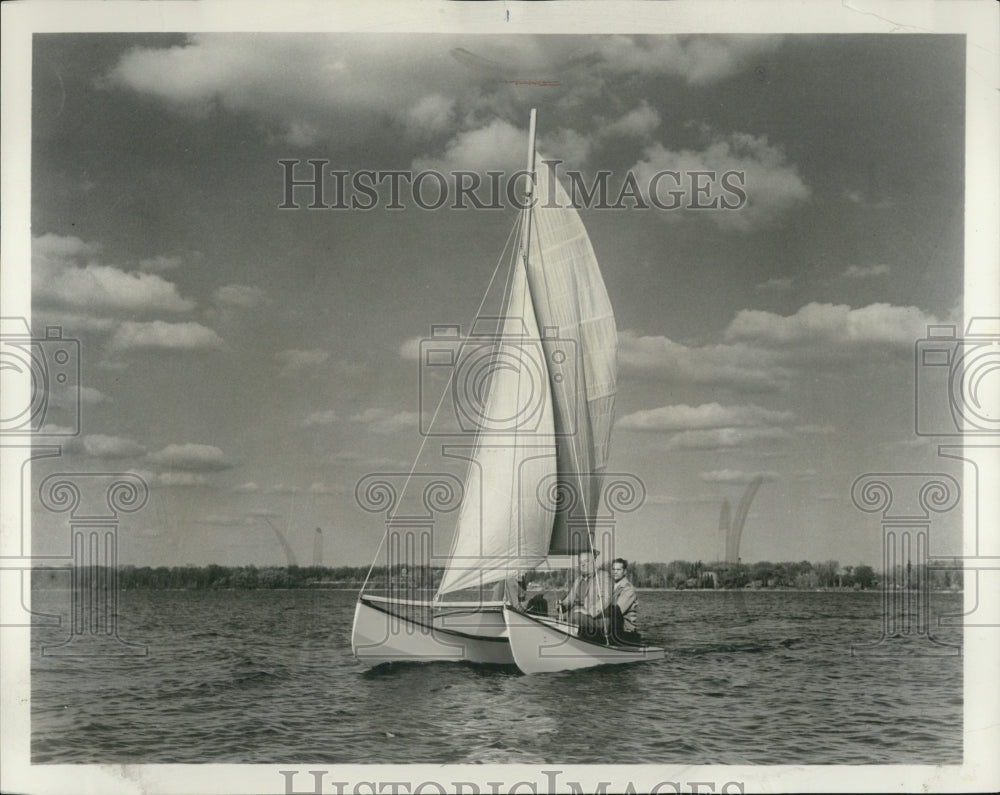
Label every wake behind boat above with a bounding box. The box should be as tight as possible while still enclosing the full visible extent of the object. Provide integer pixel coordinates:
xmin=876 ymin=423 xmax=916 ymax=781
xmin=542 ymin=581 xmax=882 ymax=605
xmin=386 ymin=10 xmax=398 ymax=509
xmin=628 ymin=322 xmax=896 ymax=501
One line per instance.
xmin=351 ymin=109 xmax=663 ymax=674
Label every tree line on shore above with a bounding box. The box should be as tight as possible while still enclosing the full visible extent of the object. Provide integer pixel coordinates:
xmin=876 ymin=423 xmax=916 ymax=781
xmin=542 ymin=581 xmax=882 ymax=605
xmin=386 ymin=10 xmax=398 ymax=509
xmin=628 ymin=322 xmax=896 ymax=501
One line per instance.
xmin=30 ymin=559 xmax=963 ymax=591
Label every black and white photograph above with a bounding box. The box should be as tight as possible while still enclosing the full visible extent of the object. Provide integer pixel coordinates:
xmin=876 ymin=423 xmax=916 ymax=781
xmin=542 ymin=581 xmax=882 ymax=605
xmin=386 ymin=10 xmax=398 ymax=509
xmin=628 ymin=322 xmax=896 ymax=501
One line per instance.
xmin=2 ymin=2 xmax=998 ymax=793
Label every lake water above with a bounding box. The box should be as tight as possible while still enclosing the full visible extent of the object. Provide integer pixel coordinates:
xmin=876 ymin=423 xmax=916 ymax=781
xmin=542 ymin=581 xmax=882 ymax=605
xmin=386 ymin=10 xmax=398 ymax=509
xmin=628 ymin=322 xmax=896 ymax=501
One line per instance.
xmin=31 ymin=589 xmax=962 ymax=765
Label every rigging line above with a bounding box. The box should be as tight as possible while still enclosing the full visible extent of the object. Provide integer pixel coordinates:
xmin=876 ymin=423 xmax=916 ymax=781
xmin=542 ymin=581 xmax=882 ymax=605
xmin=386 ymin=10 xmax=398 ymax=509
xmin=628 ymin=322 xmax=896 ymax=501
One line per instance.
xmin=503 ymin=190 xmax=536 ymax=604
xmin=359 ymin=212 xmax=526 ymax=598
xmin=502 ymin=109 xmax=538 ymax=604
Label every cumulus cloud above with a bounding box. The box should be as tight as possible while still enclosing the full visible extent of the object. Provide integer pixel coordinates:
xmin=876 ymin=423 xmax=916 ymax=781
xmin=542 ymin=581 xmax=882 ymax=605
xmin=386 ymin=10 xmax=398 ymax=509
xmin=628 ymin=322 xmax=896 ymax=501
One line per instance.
xmin=630 ymin=132 xmax=810 ymax=230
xmin=45 ymin=385 xmax=108 ymax=411
xmin=594 ymin=35 xmax=783 ymax=85
xmin=666 ymin=426 xmax=791 ymax=450
xmin=156 ymin=472 xmax=211 ymax=487
xmin=79 ymin=434 xmax=146 ymax=459
xmin=351 ymin=407 xmax=420 ymax=435
xmin=276 ymin=348 xmax=329 ymax=375
xmin=307 ymin=482 xmax=343 ymax=495
xmin=842 ymin=264 xmax=891 ymax=279
xmin=757 ymin=276 xmax=794 ymax=292
xmin=130 ymin=468 xmax=210 ymax=488
xmin=399 ymin=336 xmax=423 ymax=361
xmin=618 ymin=402 xmax=795 ymax=432
xmin=618 ymin=330 xmax=789 ymax=391
xmin=407 ymin=94 xmax=455 ymax=134
xmin=33 ymin=234 xmax=195 ymax=313
xmin=604 ymin=101 xmax=661 ymax=139
xmin=213 ymin=283 xmax=268 ymax=309
xmin=618 ymin=402 xmax=800 ymax=450
xmin=724 ymin=302 xmax=940 ymax=350
xmin=34 ymin=311 xmax=118 ymax=334
xmin=699 ymin=469 xmax=780 ymax=485
xmin=303 ymin=409 xmax=338 ymax=427
xmin=413 ymin=118 xmax=525 ymax=174
xmin=147 ymin=443 xmax=233 ymax=471
xmin=109 ymin=320 xmax=223 ymax=351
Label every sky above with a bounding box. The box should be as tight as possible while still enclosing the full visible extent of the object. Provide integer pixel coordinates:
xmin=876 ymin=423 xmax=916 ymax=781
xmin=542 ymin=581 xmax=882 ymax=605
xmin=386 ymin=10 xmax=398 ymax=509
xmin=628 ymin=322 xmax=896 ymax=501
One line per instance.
xmin=24 ymin=32 xmax=970 ymax=568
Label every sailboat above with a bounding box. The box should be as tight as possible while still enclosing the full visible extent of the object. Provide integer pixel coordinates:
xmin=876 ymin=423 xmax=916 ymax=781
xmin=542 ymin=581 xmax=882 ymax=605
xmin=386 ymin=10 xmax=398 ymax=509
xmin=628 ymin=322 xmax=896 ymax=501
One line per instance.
xmin=351 ymin=109 xmax=664 ymax=674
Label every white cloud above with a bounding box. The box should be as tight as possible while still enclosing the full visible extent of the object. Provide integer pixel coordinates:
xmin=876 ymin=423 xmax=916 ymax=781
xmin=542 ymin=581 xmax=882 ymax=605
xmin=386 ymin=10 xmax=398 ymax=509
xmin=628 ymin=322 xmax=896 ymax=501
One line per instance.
xmin=407 ymin=94 xmax=455 ymax=134
xmin=267 ymin=483 xmax=303 ymax=495
xmin=307 ymin=482 xmax=342 ymax=495
xmin=351 ymin=407 xmax=420 ymax=435
xmin=630 ymin=132 xmax=810 ymax=230
xmin=413 ymin=118 xmax=525 ymax=174
xmin=604 ymin=101 xmax=661 ymax=139
xmin=842 ymin=264 xmax=891 ymax=279
xmin=399 ymin=336 xmax=423 ymax=361
xmin=757 ymin=277 xmax=794 ymax=292
xmin=618 ymin=402 xmax=795 ymax=432
xmin=618 ymin=330 xmax=789 ymax=391
xmin=699 ymin=469 xmax=781 ymax=485
xmin=213 ymin=283 xmax=268 ymax=309
xmin=79 ymin=387 xmax=108 ymax=405
xmin=157 ymin=472 xmax=211 ymax=487
xmin=147 ymin=443 xmax=233 ymax=472
xmin=104 ymin=35 xmax=485 ymax=146
xmin=34 ymin=312 xmax=118 ymax=334
xmin=594 ymin=35 xmax=783 ymax=85
xmin=303 ymin=409 xmax=338 ymax=427
xmin=232 ymin=482 xmax=260 ymax=493
xmin=32 ymin=233 xmax=100 ymax=260
xmin=276 ymin=348 xmax=329 ymax=375
xmin=665 ymin=427 xmax=791 ymax=450
xmin=130 ymin=468 xmax=210 ymax=488
xmin=46 ymin=386 xmax=107 ymax=411
xmin=110 ymin=320 xmax=223 ymax=351
xmin=101 ymin=34 xmax=783 ymax=159
xmin=724 ymin=302 xmax=940 ymax=349
xmin=80 ymin=434 xmax=146 ymax=459
xmin=33 ymin=234 xmax=194 ymax=313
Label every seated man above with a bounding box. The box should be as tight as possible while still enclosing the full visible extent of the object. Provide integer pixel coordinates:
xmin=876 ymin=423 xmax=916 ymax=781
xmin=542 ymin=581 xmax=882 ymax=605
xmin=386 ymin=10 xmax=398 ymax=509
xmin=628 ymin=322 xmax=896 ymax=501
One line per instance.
xmin=610 ymin=557 xmax=641 ymax=644
xmin=557 ymin=551 xmax=614 ymax=642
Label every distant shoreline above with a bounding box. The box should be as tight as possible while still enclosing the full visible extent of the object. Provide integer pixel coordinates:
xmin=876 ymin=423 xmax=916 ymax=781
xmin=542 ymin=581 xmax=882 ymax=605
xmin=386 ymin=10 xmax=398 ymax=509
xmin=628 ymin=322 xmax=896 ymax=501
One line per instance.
xmin=29 ymin=562 xmax=963 ymax=593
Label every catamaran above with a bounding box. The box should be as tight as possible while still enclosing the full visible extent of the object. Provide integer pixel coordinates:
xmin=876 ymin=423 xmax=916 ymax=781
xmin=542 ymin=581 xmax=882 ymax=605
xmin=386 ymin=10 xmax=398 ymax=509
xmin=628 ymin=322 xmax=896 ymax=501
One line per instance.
xmin=351 ymin=109 xmax=664 ymax=674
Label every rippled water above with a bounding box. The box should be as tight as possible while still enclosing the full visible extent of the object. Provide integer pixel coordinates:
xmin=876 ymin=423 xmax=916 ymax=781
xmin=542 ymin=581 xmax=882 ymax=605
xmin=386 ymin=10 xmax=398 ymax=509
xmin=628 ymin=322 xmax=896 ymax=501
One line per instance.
xmin=31 ymin=589 xmax=962 ymax=764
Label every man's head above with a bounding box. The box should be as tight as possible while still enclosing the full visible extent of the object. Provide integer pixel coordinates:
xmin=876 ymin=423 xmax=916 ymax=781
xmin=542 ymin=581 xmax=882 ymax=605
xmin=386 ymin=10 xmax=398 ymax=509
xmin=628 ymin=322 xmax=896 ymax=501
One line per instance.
xmin=612 ymin=558 xmax=628 ymax=582
xmin=577 ymin=550 xmax=598 ymax=576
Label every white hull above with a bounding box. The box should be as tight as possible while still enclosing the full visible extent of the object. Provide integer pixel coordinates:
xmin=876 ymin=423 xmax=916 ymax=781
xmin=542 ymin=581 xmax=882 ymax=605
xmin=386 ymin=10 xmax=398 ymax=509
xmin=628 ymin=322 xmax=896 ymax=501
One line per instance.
xmin=351 ymin=596 xmax=515 ymax=666
xmin=503 ymin=605 xmax=665 ymax=674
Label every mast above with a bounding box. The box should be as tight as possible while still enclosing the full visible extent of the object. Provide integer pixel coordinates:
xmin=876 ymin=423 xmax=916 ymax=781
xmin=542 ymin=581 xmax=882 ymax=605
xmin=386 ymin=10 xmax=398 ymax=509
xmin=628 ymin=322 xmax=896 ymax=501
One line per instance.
xmin=520 ymin=108 xmax=537 ymax=266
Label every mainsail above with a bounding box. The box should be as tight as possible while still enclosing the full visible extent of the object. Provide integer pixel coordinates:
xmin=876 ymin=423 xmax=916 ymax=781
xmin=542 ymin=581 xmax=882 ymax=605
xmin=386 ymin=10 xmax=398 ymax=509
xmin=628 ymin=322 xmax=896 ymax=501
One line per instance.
xmin=526 ymin=157 xmax=618 ymax=555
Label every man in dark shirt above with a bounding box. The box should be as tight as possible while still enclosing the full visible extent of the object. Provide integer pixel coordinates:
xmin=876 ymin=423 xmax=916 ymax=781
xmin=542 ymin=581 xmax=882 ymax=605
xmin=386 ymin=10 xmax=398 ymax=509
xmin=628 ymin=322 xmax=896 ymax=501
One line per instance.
xmin=611 ymin=557 xmax=640 ymax=643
